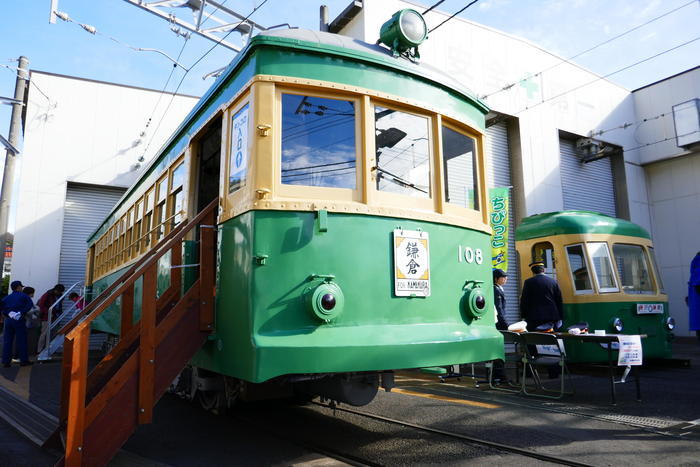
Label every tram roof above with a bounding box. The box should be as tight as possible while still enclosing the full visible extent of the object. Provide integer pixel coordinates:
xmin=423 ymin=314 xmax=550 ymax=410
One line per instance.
xmin=515 ymin=211 xmax=651 ymax=241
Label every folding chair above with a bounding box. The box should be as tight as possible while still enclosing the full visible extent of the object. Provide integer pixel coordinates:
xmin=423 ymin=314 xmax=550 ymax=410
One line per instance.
xmin=520 ymin=332 xmax=574 ymax=399
xmin=488 ymin=331 xmax=525 ymax=393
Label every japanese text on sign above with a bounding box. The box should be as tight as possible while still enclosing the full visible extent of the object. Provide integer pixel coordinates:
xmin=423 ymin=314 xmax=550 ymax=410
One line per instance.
xmin=394 ymin=230 xmax=430 ymax=297
xmin=617 ymin=335 xmax=643 ymax=366
xmin=229 ymin=103 xmax=249 ymax=194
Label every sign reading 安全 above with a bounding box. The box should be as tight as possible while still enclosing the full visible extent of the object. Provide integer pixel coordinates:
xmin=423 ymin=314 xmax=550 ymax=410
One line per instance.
xmin=636 ymin=303 xmax=663 ymax=314
xmin=393 ymin=229 xmax=430 ymax=297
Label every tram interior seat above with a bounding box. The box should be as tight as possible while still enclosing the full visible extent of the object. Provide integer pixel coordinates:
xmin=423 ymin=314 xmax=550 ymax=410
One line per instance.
xmin=520 ymin=332 xmax=574 ymax=399
xmin=489 ymin=331 xmax=526 ymax=393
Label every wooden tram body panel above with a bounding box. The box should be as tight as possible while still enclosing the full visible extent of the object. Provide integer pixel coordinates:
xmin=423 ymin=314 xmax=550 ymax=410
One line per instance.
xmin=86 ymin=29 xmax=502 ymax=387
xmin=516 ymin=211 xmax=672 ymax=363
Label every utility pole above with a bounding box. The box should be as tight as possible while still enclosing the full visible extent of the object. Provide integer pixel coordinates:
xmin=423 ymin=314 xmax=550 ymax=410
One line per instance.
xmin=0 ymin=56 xmax=29 ymax=278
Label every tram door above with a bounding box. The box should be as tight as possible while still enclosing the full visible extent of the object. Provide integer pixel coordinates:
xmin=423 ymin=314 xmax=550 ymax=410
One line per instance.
xmin=195 ymin=118 xmax=222 ymax=213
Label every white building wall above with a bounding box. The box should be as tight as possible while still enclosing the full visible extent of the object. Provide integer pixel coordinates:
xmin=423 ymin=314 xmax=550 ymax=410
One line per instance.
xmin=633 ymin=67 xmax=700 ymax=336
xmin=342 ymin=0 xmax=648 ymax=228
xmin=12 ymin=71 xmax=198 ymax=295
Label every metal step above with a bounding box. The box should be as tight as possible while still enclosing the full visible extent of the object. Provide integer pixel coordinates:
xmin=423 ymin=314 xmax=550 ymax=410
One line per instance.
xmin=0 ymin=385 xmax=59 ymax=446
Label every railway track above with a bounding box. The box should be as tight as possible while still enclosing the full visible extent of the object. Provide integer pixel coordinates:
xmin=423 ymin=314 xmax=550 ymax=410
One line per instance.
xmin=310 ymin=401 xmax=593 ymax=467
xmin=232 ymin=399 xmax=591 ymax=466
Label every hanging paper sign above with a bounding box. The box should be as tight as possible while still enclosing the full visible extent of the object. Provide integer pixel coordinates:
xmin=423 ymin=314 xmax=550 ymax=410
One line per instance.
xmin=489 ymin=187 xmax=510 ymax=272
xmin=393 ymin=229 xmax=430 ymax=297
xmin=617 ymin=335 xmax=643 ymax=366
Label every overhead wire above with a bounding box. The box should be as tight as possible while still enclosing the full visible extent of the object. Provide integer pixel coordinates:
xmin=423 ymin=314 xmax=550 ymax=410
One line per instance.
xmin=514 ymin=35 xmax=700 ymax=115
xmin=429 ymin=0 xmax=481 ymax=34
xmin=591 ymin=110 xmax=673 ymax=138
xmin=139 ymin=0 xmax=269 ymax=162
xmin=481 ymin=0 xmax=698 ymax=99
xmin=422 ymin=0 xmax=447 ymax=15
xmin=624 ymin=131 xmax=699 ymax=153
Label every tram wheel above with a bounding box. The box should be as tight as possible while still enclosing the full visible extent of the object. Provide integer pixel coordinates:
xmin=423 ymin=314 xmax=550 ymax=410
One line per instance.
xmin=197 ymin=389 xmax=227 ymax=414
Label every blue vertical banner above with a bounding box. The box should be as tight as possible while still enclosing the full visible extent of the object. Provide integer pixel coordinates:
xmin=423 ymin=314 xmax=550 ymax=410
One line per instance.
xmin=489 ymin=187 xmax=510 ymax=272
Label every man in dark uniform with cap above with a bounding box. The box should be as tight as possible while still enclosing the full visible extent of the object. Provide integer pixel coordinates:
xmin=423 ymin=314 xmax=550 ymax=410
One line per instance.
xmin=520 ymin=261 xmax=564 ymax=332
xmin=521 ymin=262 xmax=564 ymax=378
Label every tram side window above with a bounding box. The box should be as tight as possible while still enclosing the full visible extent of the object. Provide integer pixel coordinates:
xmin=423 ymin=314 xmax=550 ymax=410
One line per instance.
xmin=647 ymin=247 xmax=665 ymax=293
xmin=155 ymin=177 xmax=168 ymax=241
xmin=144 ymin=190 xmax=154 ymax=248
xmin=532 ymin=242 xmax=557 ymax=279
xmin=442 ymin=126 xmax=478 ymax=210
xmin=375 ymin=106 xmax=431 ymax=198
xmin=565 ymin=244 xmax=593 ymax=293
xmin=587 ymin=242 xmax=618 ymax=292
xmin=613 ymin=244 xmax=654 ymax=294
xmin=170 ymin=163 xmax=185 ymax=225
xmin=281 ymin=94 xmax=356 ymax=189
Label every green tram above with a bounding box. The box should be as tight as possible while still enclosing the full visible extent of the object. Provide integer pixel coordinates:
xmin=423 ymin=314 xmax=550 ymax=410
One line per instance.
xmin=84 ymin=11 xmax=502 ymax=407
xmin=515 ymin=211 xmax=674 ymax=363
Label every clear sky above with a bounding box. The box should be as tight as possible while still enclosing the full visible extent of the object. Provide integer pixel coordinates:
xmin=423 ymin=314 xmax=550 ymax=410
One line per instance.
xmin=1 ymin=0 xmax=699 ymax=145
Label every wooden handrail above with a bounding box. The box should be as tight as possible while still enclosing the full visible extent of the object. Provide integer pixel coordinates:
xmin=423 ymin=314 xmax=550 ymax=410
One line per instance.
xmin=64 ymin=199 xmax=218 ymax=341
xmin=57 ymin=200 xmax=216 ymax=337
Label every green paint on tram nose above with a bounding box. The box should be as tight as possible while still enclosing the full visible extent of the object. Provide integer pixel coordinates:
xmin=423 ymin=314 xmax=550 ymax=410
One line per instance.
xmin=188 ymin=210 xmax=503 ymax=383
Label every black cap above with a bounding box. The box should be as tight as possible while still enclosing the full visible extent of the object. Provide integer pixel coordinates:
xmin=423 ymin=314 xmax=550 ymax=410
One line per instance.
xmin=493 ymin=268 xmax=507 ymax=279
xmin=529 ymin=261 xmax=545 ymax=268
xmin=10 ymin=280 xmax=23 ymax=290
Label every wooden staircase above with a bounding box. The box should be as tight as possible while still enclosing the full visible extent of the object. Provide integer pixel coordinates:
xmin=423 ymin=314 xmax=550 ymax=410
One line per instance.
xmin=52 ymin=200 xmax=218 ymax=466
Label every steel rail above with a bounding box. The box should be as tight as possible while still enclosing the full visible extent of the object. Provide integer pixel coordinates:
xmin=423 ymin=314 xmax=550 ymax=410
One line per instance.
xmin=312 ymin=401 xmax=593 ymax=467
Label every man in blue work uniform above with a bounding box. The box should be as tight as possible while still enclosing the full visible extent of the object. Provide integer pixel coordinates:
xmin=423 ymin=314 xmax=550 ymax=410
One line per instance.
xmin=2 ymin=280 xmax=35 ymax=367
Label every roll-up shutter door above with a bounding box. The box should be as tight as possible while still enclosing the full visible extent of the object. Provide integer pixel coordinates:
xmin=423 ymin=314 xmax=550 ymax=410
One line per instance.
xmin=485 ymin=121 xmax=520 ymax=325
xmin=560 ymin=139 xmax=617 ymax=217
xmin=59 ymin=183 xmax=126 ymax=288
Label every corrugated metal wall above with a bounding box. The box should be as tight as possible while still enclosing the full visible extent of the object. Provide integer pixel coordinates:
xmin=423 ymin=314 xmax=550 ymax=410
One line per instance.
xmin=485 ymin=121 xmax=520 ymax=325
xmin=59 ymin=183 xmax=126 ymax=288
xmin=560 ymin=139 xmax=617 ymax=217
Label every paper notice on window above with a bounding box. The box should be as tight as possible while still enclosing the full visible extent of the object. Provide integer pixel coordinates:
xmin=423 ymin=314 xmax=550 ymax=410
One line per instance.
xmin=617 ymin=335 xmax=643 ymax=366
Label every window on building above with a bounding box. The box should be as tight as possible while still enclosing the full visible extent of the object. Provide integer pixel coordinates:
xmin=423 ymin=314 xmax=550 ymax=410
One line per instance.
xmin=613 ymin=244 xmax=654 ymax=294
xmin=375 ymin=106 xmax=431 ymax=198
xmin=587 ymin=242 xmax=618 ymax=292
xmin=281 ymin=94 xmax=356 ymax=189
xmin=566 ymin=244 xmax=593 ymax=293
xmin=442 ymin=125 xmax=478 ymax=210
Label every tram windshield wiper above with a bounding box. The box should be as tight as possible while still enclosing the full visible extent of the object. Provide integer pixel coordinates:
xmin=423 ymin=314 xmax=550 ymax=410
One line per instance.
xmin=375 ymin=167 xmax=428 ymax=194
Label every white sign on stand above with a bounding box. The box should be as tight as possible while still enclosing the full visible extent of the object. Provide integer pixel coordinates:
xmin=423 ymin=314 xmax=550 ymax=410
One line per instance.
xmin=617 ymin=335 xmax=643 ymax=366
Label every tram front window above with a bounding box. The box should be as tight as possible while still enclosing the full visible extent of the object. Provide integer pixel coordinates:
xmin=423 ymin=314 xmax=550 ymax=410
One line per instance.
xmin=648 ymin=247 xmax=665 ymax=293
xmin=374 ymin=106 xmax=431 ymax=198
xmin=587 ymin=242 xmax=618 ymax=292
xmin=281 ymin=94 xmax=356 ymax=189
xmin=614 ymin=244 xmax=654 ymax=294
xmin=566 ymin=244 xmax=593 ymax=293
xmin=442 ymin=126 xmax=477 ymax=210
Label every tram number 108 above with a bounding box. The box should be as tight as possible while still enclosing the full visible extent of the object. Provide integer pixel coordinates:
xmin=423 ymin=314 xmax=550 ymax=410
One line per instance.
xmin=457 ymin=245 xmax=484 ymax=265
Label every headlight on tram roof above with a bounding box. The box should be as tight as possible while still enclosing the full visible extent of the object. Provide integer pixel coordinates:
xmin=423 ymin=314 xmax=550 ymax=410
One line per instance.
xmin=665 ymin=317 xmax=675 ymax=331
xmin=611 ymin=317 xmax=624 ymax=333
xmin=379 ymin=9 xmax=428 ymax=58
